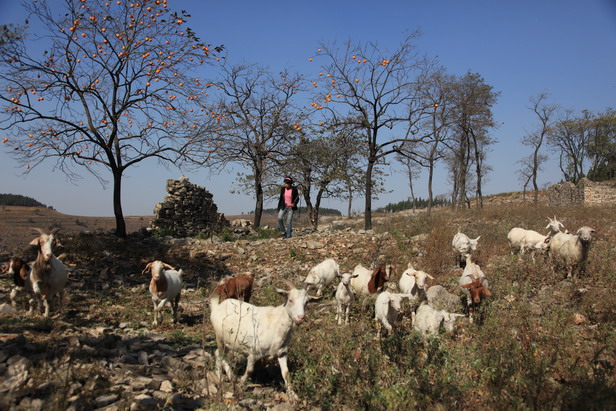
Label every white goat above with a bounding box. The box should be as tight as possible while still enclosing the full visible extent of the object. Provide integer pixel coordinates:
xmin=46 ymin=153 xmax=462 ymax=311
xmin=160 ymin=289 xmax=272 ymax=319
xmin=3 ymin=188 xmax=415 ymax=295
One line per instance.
xmin=210 ymin=280 xmax=320 ymax=397
xmin=507 ymin=216 xmax=566 ymax=262
xmin=142 ymin=260 xmax=183 ymax=326
xmin=303 ymin=258 xmax=340 ymax=296
xmin=452 ymin=231 xmax=480 ymax=267
xmin=398 ymin=263 xmax=434 ymax=309
xmin=374 ymin=291 xmax=410 ymax=338
xmin=335 ymin=272 xmax=358 ymax=325
xmin=350 ymin=264 xmax=392 ymax=296
xmin=413 ymin=302 xmax=465 ymax=338
xmin=29 ymin=228 xmax=68 ymax=317
xmin=549 ymin=226 xmax=596 ymax=278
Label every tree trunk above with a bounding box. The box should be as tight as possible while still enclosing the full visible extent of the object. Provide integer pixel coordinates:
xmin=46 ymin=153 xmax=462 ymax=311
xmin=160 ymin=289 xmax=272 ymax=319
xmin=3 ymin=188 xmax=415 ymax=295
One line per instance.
xmin=112 ymin=169 xmax=127 ymax=238
xmin=312 ymin=187 xmax=326 ymax=230
xmin=532 ymin=146 xmax=540 ymax=203
xmin=253 ymin=180 xmax=263 ymax=228
xmin=408 ymin=173 xmax=416 ymax=214
xmin=364 ymin=159 xmax=375 ymax=230
xmin=347 ymin=188 xmax=353 ymax=218
xmin=253 ymin=162 xmax=265 ymax=228
xmin=427 ymin=158 xmax=434 ymax=215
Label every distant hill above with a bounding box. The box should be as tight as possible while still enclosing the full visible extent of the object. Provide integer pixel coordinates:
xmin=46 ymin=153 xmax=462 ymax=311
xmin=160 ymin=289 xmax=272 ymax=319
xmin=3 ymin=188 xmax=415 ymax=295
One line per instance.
xmin=0 ymin=193 xmax=52 ymax=209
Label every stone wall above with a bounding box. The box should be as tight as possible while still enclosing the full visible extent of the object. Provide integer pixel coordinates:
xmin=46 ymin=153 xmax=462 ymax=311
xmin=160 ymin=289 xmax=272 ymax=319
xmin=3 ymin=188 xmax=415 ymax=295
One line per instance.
xmin=547 ymin=178 xmax=616 ymax=207
xmin=151 ymin=177 xmax=229 ymax=237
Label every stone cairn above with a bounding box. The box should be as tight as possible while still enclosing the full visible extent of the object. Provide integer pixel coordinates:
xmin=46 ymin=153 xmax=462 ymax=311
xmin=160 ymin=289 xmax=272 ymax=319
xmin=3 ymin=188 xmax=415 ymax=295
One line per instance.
xmin=151 ymin=177 xmax=229 ymax=237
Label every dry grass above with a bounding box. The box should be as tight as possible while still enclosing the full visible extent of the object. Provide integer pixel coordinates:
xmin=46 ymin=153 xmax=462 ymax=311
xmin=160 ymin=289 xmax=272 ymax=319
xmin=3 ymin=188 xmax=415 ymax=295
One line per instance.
xmin=0 ymin=201 xmax=615 ymax=409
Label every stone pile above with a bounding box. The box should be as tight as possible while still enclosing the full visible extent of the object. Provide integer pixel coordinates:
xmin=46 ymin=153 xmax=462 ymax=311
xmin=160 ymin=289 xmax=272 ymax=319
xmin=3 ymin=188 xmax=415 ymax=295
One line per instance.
xmin=151 ymin=177 xmax=229 ymax=237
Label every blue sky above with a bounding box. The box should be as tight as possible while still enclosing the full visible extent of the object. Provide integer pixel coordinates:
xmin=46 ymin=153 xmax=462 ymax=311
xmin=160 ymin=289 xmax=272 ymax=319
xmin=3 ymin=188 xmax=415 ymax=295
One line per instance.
xmin=1 ymin=0 xmax=615 ymax=217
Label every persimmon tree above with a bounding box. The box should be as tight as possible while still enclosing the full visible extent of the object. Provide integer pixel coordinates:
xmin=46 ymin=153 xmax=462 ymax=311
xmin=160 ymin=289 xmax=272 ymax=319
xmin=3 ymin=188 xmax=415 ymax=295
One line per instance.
xmin=311 ymin=32 xmax=435 ymax=229
xmin=0 ymin=0 xmax=220 ymax=237
xmin=210 ymin=63 xmax=304 ymax=227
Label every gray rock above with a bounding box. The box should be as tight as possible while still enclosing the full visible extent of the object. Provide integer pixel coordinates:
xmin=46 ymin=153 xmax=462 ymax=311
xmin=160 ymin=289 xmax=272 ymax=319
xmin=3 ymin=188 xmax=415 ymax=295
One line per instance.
xmin=95 ymin=393 xmax=119 ymax=408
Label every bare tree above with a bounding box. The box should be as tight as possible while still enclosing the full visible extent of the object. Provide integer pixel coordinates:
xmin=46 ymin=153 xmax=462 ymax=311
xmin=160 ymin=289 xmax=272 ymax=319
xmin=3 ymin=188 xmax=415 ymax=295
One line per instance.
xmin=396 ymin=145 xmax=422 ymax=213
xmin=0 ymin=0 xmax=219 ymax=237
xmin=313 ymin=32 xmax=434 ymax=229
xmin=211 ymin=64 xmax=303 ymax=227
xmin=522 ymin=92 xmax=558 ymax=202
xmin=413 ymin=68 xmax=456 ymax=214
xmin=548 ymin=109 xmax=593 ymax=183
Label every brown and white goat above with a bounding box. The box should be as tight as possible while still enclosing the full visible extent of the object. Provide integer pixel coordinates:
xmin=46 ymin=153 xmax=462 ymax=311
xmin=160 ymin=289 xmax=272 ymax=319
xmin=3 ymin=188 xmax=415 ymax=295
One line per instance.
xmin=29 ymin=228 xmax=68 ymax=317
xmin=213 ymin=272 xmax=255 ymax=303
xmin=142 ymin=260 xmax=183 ymax=326
xmin=459 ymin=255 xmax=492 ymax=322
xmin=3 ymin=257 xmax=34 ymax=311
xmin=350 ymin=264 xmax=393 ymax=296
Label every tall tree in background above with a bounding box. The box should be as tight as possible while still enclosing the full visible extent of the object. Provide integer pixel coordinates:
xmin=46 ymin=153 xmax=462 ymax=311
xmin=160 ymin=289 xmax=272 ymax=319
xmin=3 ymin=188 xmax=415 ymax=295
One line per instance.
xmin=211 ymin=64 xmax=303 ymax=227
xmin=313 ymin=32 xmax=434 ymax=229
xmin=522 ymin=92 xmax=558 ymax=202
xmin=587 ymin=108 xmax=616 ymax=181
xmin=0 ymin=0 xmax=219 ymax=237
xmin=396 ymin=143 xmax=422 ymax=213
xmin=288 ymin=125 xmax=364 ymax=229
xmin=447 ymin=72 xmax=498 ymax=209
xmin=548 ymin=110 xmax=593 ymax=183
xmin=414 ymin=68 xmax=456 ymax=214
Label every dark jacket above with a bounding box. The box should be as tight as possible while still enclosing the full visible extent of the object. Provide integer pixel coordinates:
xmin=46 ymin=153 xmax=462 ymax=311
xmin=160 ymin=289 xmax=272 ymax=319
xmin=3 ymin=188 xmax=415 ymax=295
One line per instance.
xmin=278 ymin=186 xmax=299 ymax=211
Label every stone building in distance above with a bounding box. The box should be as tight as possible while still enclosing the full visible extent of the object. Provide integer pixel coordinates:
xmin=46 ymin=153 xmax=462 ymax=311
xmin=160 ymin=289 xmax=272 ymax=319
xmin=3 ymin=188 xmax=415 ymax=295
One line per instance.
xmin=151 ymin=177 xmax=229 ymax=237
xmin=547 ymin=177 xmax=616 ymax=207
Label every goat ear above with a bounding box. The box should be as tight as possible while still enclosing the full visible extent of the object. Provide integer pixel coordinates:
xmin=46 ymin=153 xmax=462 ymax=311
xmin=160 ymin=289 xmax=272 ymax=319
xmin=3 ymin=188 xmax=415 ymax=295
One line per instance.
xmin=162 ymin=263 xmax=175 ymax=271
xmin=461 ymin=283 xmax=473 ymax=289
xmin=351 ymin=274 xmax=359 ymax=278
xmin=141 ymin=263 xmax=152 ymax=274
xmin=275 ymin=288 xmax=289 ymax=296
xmin=483 ymin=287 xmax=493 ymax=297
xmin=308 ymin=295 xmax=322 ymax=302
xmin=427 ymin=273 xmax=435 ymax=280
xmin=29 ymin=238 xmax=39 ymax=246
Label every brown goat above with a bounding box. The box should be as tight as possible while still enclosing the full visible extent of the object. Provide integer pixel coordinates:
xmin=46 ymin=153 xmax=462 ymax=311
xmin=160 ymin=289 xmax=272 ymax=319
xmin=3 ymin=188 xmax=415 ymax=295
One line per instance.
xmin=367 ymin=265 xmax=393 ymax=294
xmin=214 ymin=272 xmax=255 ymax=303
xmin=461 ymin=278 xmax=492 ymax=315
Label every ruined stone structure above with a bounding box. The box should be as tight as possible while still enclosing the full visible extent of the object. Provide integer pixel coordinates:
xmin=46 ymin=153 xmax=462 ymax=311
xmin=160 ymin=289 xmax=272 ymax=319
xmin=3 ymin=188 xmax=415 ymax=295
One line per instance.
xmin=151 ymin=177 xmax=229 ymax=237
xmin=547 ymin=177 xmax=616 ymax=207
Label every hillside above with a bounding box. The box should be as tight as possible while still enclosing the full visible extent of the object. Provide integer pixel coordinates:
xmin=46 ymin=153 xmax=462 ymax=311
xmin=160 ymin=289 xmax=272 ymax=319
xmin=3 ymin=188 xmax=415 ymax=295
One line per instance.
xmin=0 ymin=206 xmax=152 ymax=254
xmin=0 ymin=198 xmax=614 ymax=409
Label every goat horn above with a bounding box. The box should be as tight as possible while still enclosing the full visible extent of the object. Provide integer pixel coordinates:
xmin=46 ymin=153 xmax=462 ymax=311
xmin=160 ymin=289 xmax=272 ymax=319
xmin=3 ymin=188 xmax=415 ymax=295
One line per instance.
xmin=50 ymin=227 xmax=61 ymax=235
xmin=281 ymin=280 xmax=296 ymax=290
xmin=30 ymin=227 xmax=46 ymax=235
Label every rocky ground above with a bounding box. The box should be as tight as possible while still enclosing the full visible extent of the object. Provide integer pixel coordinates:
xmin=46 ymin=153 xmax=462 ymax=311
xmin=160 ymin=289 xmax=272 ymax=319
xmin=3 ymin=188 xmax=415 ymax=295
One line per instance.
xmin=1 ymin=203 xmax=614 ymax=410
xmin=0 ymin=215 xmax=409 ymax=410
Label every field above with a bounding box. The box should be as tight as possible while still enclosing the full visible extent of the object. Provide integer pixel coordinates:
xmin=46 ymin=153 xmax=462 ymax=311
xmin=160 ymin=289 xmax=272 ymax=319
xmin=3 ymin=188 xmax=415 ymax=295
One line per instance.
xmin=0 ymin=200 xmax=615 ymax=410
